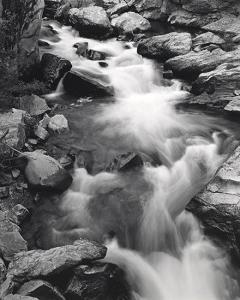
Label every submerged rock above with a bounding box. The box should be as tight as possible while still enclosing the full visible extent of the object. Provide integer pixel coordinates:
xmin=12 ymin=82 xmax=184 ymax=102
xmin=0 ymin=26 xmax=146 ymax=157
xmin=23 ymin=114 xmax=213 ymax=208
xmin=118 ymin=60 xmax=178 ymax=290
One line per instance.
xmin=65 ymin=262 xmax=131 ymax=300
xmin=7 ymin=239 xmax=107 ymax=282
xmin=106 ymin=152 xmax=144 ymax=172
xmin=17 ymin=280 xmax=65 ymax=300
xmin=63 ymin=69 xmax=114 ymax=97
xmin=68 ymin=6 xmax=113 ymax=39
xmin=111 ymin=12 xmax=151 ymax=34
xmin=137 ymin=32 xmax=192 ymax=61
xmin=40 ymin=53 xmax=72 ymax=89
xmin=23 ymin=151 xmax=72 ymax=193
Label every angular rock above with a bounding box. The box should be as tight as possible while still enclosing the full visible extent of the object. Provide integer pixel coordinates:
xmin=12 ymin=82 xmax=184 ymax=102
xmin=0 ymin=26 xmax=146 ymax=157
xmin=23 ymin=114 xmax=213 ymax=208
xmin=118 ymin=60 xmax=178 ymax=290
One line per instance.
xmin=203 ymin=16 xmax=240 ymax=37
xmin=224 ymin=96 xmax=240 ymax=113
xmin=111 ymin=12 xmax=151 ymax=34
xmin=7 ymin=239 xmax=107 ymax=282
xmin=17 ymin=280 xmax=65 ymax=300
xmin=165 ymin=48 xmax=240 ymax=79
xmin=48 ymin=115 xmax=69 ymax=133
xmin=18 ymin=95 xmax=50 ymax=117
xmin=192 ymin=62 xmax=240 ymax=95
xmin=182 ymin=0 xmax=234 ymax=14
xmin=0 ymin=278 xmax=16 ymax=299
xmin=7 ymin=205 xmax=30 ymax=226
xmin=137 ymin=32 xmax=192 ymax=61
xmin=0 ymin=258 xmax=7 ymax=284
xmin=63 ymin=69 xmax=114 ymax=97
xmin=101 ymin=0 xmax=121 ymax=9
xmin=192 ymin=32 xmax=225 ymax=50
xmin=0 ymin=109 xmax=26 ymax=151
xmin=40 ymin=53 xmax=72 ymax=89
xmin=65 ymin=262 xmax=131 ymax=300
xmin=34 ymin=125 xmax=49 ymax=141
xmin=187 ymin=144 xmax=240 ymax=263
xmin=68 ymin=7 xmax=113 ymax=39
xmin=0 ymin=231 xmax=28 ymax=262
xmin=107 ymin=2 xmax=129 ymax=17
xmin=74 ymin=42 xmax=88 ymax=56
xmin=106 ymin=152 xmax=144 ymax=172
xmin=22 ymin=151 xmax=73 ymax=193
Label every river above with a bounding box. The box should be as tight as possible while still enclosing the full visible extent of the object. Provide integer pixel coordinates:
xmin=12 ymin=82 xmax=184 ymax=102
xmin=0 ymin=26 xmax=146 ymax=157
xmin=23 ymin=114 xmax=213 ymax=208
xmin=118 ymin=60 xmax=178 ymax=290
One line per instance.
xmin=36 ymin=21 xmax=240 ymax=300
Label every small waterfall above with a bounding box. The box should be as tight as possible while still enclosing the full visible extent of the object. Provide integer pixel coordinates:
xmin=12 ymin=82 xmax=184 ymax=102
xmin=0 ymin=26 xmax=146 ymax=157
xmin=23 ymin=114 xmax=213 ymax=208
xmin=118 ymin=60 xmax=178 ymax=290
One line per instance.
xmin=41 ymin=21 xmax=240 ymax=300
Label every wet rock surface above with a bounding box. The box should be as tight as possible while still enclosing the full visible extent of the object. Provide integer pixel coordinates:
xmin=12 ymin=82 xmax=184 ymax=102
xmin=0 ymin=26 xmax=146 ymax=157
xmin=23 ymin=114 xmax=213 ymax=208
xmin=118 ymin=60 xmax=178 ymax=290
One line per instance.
xmin=40 ymin=53 xmax=72 ymax=89
xmin=137 ymin=32 xmax=192 ymax=60
xmin=111 ymin=12 xmax=151 ymax=34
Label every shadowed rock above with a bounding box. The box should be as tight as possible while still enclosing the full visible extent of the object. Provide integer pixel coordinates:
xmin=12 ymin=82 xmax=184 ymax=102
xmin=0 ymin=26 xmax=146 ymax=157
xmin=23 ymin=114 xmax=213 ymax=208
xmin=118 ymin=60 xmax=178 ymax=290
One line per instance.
xmin=7 ymin=239 xmax=107 ymax=282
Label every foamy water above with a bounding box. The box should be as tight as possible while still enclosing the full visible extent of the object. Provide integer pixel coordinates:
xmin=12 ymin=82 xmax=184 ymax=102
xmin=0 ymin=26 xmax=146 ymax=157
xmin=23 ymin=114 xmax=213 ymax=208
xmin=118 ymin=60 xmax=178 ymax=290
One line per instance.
xmin=41 ymin=21 xmax=240 ymax=300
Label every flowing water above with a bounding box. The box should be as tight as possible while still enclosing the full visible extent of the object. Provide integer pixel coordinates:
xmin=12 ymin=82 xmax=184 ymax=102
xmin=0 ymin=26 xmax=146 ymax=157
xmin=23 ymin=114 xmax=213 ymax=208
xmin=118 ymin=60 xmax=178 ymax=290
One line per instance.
xmin=39 ymin=22 xmax=240 ymax=299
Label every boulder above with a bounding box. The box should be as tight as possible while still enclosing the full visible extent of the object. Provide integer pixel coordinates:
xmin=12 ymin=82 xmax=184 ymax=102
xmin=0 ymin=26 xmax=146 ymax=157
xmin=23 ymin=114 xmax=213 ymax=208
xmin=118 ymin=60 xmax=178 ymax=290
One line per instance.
xmin=192 ymin=62 xmax=240 ymax=95
xmin=101 ymin=0 xmax=121 ymax=10
xmin=17 ymin=280 xmax=65 ymax=300
xmin=7 ymin=239 xmax=107 ymax=282
xmin=63 ymin=69 xmax=114 ymax=97
xmin=74 ymin=42 xmax=89 ymax=56
xmin=74 ymin=42 xmax=106 ymax=60
xmin=17 ymin=95 xmax=50 ymax=117
xmin=111 ymin=12 xmax=151 ymax=34
xmin=192 ymin=31 xmax=225 ymax=51
xmin=48 ymin=115 xmax=69 ymax=133
xmin=68 ymin=7 xmax=113 ymax=39
xmin=224 ymin=96 xmax=240 ymax=113
xmin=165 ymin=48 xmax=240 ymax=79
xmin=64 ymin=262 xmax=131 ymax=300
xmin=0 ymin=109 xmax=26 ymax=151
xmin=22 ymin=151 xmax=72 ymax=193
xmin=137 ymin=32 xmax=192 ymax=61
xmin=182 ymin=0 xmax=235 ymax=14
xmin=107 ymin=2 xmax=129 ymax=17
xmin=40 ymin=53 xmax=72 ymax=89
xmin=203 ymin=16 xmax=240 ymax=37
xmin=187 ymin=144 xmax=240 ymax=264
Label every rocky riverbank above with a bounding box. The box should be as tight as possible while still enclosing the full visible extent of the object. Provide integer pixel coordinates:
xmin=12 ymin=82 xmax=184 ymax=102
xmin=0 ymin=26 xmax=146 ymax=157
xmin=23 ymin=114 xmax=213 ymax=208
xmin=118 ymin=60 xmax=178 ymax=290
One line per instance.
xmin=1 ymin=0 xmax=240 ymax=299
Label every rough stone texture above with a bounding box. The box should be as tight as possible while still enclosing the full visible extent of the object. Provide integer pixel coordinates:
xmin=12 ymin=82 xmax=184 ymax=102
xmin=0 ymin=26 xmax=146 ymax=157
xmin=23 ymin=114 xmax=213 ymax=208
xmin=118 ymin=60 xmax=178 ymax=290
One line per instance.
xmin=44 ymin=0 xmax=62 ymax=18
xmin=111 ymin=12 xmax=151 ymax=34
xmin=0 ymin=109 xmax=26 ymax=151
xmin=0 ymin=206 xmax=29 ymax=262
xmin=68 ymin=6 xmax=113 ymax=39
xmin=3 ymin=295 xmax=38 ymax=300
xmin=17 ymin=0 xmax=45 ymax=80
xmin=23 ymin=151 xmax=73 ymax=193
xmin=17 ymin=280 xmax=65 ymax=300
xmin=192 ymin=62 xmax=240 ymax=95
xmin=0 ymin=258 xmax=7 ymax=284
xmin=203 ymin=16 xmax=240 ymax=36
xmin=63 ymin=69 xmax=114 ymax=97
xmin=106 ymin=152 xmax=144 ymax=172
xmin=40 ymin=53 xmax=72 ymax=89
xmin=17 ymin=95 xmax=50 ymax=117
xmin=137 ymin=32 xmax=192 ymax=61
xmin=7 ymin=239 xmax=107 ymax=282
xmin=192 ymin=31 xmax=225 ymax=50
xmin=165 ymin=48 xmax=240 ymax=79
xmin=107 ymin=2 xmax=129 ymax=17
xmin=48 ymin=115 xmax=69 ymax=133
xmin=65 ymin=262 xmax=131 ymax=300
xmin=187 ymin=145 xmax=240 ymax=264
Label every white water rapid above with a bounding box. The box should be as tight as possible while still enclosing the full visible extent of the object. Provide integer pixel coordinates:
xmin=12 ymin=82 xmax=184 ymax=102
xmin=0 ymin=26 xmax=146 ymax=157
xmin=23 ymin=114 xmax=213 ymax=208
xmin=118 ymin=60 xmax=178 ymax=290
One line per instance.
xmin=42 ymin=22 xmax=240 ymax=300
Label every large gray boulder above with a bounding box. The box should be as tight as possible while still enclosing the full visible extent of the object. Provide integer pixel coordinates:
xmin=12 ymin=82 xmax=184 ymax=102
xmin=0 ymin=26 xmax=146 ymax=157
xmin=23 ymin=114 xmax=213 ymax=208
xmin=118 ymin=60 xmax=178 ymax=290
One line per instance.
xmin=137 ymin=32 xmax=192 ymax=61
xmin=17 ymin=280 xmax=65 ymax=300
xmin=203 ymin=16 xmax=240 ymax=36
xmin=40 ymin=53 xmax=72 ymax=89
xmin=68 ymin=6 xmax=113 ymax=39
xmin=111 ymin=12 xmax=151 ymax=34
xmin=187 ymin=144 xmax=240 ymax=264
xmin=6 ymin=239 xmax=106 ymax=282
xmin=63 ymin=68 xmax=114 ymax=97
xmin=22 ymin=151 xmax=73 ymax=193
xmin=165 ymin=48 xmax=240 ymax=79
